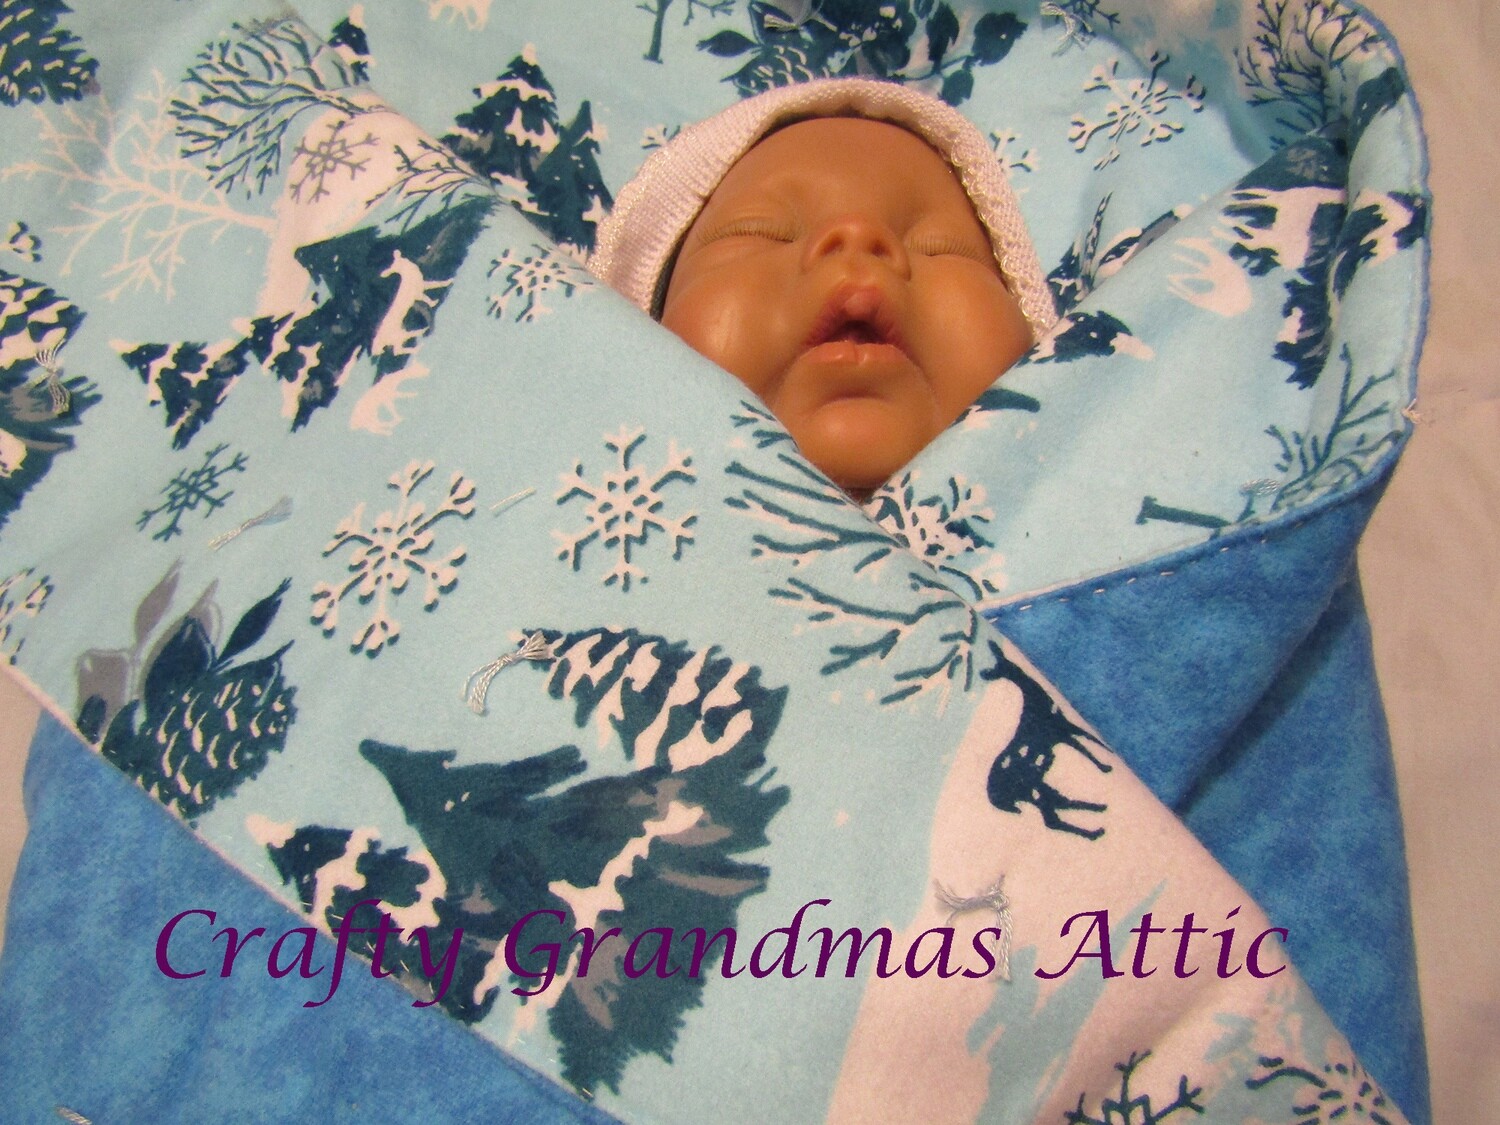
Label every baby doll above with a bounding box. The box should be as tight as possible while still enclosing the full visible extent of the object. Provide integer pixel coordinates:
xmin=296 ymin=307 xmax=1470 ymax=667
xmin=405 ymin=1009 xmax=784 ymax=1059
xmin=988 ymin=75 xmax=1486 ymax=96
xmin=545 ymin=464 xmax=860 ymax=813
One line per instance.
xmin=590 ymin=79 xmax=1057 ymax=498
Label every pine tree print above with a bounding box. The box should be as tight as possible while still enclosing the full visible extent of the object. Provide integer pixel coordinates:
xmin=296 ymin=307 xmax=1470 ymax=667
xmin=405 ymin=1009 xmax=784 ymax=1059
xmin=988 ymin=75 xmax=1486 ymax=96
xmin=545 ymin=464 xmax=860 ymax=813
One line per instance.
xmin=531 ymin=101 xmax=611 ymax=248
xmin=0 ymin=0 xmax=98 ymax=106
xmin=268 ymin=627 xmax=789 ymax=1096
xmin=77 ymin=579 xmax=298 ymax=822
xmin=119 ymin=195 xmax=490 ymax=443
xmin=699 ymin=1 xmax=1025 ymax=105
xmin=0 ymin=268 xmax=99 ymax=531
xmin=441 ymin=47 xmax=612 ymax=250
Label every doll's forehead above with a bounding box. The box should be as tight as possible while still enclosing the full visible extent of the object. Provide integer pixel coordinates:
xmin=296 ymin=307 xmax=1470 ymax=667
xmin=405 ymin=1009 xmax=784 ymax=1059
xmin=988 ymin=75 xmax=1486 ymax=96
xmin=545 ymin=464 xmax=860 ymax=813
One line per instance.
xmin=704 ymin=115 xmax=969 ymax=212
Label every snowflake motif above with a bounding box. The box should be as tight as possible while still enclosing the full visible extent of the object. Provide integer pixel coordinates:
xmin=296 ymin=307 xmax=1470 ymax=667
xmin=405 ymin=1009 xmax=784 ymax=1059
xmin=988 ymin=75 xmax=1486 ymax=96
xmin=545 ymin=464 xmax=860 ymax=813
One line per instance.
xmin=290 ymin=123 xmax=377 ymax=202
xmin=989 ymin=130 xmax=1037 ymax=184
xmin=486 ymin=244 xmax=593 ymax=322
xmin=1246 ymin=1053 xmax=1395 ymax=1124
xmin=136 ymin=443 xmax=249 ymax=542
xmin=554 ymin=426 xmax=696 ymax=590
xmin=311 ymin=461 xmax=476 ymax=656
xmin=3 ymin=221 xmax=40 ymax=262
xmin=1069 ymin=52 xmax=1206 ymax=170
xmin=0 ymin=568 xmax=51 ymax=663
xmin=1065 ymin=1050 xmax=1205 ymax=1124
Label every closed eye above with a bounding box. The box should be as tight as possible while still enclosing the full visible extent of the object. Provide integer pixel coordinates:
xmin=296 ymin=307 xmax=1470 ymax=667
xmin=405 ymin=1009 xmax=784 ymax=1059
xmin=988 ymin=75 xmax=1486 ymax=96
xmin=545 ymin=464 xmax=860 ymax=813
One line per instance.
xmin=908 ymin=233 xmax=992 ymax=262
xmin=698 ymin=218 xmax=797 ymax=245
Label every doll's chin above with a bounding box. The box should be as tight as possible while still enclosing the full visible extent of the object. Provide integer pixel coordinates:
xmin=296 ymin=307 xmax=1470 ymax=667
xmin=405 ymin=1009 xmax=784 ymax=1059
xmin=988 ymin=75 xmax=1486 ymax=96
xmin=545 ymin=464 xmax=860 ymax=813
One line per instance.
xmin=792 ymin=398 xmax=933 ymax=493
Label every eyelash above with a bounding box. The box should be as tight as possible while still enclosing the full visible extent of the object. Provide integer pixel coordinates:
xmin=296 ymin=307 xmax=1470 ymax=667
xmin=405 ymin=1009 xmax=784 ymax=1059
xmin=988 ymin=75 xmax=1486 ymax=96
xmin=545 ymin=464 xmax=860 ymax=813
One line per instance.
xmin=908 ymin=235 xmax=988 ymax=260
xmin=703 ymin=219 xmax=797 ymax=244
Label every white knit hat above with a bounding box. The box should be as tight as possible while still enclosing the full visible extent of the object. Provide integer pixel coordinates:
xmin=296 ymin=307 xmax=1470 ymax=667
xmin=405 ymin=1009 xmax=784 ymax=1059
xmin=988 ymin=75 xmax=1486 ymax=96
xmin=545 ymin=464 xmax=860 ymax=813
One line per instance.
xmin=589 ymin=78 xmax=1058 ymax=339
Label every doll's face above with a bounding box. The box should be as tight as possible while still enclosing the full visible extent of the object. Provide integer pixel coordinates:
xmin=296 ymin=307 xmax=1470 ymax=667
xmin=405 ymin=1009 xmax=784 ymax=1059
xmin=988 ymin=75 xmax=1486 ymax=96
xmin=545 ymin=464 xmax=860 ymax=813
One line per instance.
xmin=660 ymin=116 xmax=1032 ymax=496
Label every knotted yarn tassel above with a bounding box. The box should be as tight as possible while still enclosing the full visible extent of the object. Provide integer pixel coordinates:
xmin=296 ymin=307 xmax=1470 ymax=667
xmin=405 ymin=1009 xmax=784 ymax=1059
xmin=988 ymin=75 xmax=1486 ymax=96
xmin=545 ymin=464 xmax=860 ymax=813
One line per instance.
xmin=1040 ymin=2 xmax=1087 ymax=52
xmin=464 ymin=631 xmax=557 ymax=714
xmin=935 ymin=874 xmax=1014 ymax=981
xmin=30 ymin=343 xmax=70 ymax=417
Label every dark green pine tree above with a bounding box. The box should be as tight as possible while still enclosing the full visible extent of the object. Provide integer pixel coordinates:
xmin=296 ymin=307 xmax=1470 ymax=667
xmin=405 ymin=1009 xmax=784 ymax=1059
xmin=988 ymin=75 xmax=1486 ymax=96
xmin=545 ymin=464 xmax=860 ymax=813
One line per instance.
xmin=0 ymin=271 xmax=98 ymax=530
xmin=352 ymin=725 xmax=788 ymax=1095
xmin=120 ymin=194 xmax=490 ymax=440
xmin=530 ymin=101 xmax=613 ymax=250
xmin=118 ymin=316 xmax=288 ymax=449
xmin=80 ymin=581 xmax=298 ymax=822
xmin=266 ymin=628 xmax=791 ymax=1095
xmin=442 ymin=50 xmax=562 ymax=185
xmin=0 ymin=0 xmax=99 ymax=105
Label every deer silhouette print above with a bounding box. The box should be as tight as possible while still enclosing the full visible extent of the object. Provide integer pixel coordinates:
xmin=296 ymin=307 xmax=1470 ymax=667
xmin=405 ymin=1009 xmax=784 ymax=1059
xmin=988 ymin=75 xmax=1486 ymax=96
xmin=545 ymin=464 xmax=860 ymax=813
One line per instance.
xmin=979 ymin=640 xmax=1112 ymax=840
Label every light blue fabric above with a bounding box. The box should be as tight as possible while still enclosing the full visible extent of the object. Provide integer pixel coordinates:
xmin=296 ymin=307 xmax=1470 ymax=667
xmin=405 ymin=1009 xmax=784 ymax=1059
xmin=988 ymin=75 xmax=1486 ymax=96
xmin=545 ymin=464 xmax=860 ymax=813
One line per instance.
xmin=0 ymin=0 xmax=1431 ymax=1118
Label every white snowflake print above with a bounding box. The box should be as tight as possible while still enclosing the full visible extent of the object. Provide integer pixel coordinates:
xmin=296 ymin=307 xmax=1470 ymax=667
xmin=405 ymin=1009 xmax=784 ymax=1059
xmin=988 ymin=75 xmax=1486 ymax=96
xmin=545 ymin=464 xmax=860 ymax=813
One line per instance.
xmin=311 ymin=461 xmax=476 ymax=656
xmin=0 ymin=568 xmax=51 ymax=664
xmin=554 ymin=426 xmax=696 ymax=591
xmin=487 ymin=243 xmax=593 ymax=322
xmin=1069 ymin=51 xmax=1205 ymax=170
xmin=137 ymin=443 xmax=248 ymax=542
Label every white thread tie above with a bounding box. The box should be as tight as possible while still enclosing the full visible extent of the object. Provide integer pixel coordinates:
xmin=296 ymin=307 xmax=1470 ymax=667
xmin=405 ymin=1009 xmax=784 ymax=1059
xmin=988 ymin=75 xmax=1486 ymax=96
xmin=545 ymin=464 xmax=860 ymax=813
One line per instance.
xmin=490 ymin=486 xmax=536 ymax=515
xmin=210 ymin=496 xmax=293 ymax=550
xmin=464 ymin=632 xmax=557 ymax=714
xmin=30 ymin=343 xmax=70 ymax=417
xmin=935 ymin=873 xmax=1013 ymax=981
xmin=1040 ymin=2 xmax=1087 ymax=52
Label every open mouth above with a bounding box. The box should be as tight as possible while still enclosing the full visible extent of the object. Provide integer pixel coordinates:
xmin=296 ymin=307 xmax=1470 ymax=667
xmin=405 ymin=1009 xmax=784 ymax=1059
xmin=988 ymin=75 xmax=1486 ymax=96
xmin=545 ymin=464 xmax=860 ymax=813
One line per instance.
xmin=803 ymin=286 xmax=907 ymax=355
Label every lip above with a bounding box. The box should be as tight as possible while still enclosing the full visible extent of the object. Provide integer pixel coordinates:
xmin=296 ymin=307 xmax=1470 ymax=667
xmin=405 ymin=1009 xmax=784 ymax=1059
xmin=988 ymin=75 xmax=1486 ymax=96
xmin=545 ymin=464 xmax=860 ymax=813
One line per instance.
xmin=802 ymin=283 xmax=909 ymax=359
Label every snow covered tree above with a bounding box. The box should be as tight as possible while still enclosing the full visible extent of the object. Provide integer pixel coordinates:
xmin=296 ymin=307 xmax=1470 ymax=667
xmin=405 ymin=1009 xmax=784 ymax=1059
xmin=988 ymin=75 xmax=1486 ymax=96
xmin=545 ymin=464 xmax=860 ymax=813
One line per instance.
xmin=269 ymin=627 xmax=790 ymax=1095
xmin=120 ymin=194 xmax=490 ymax=442
xmin=442 ymin=49 xmax=612 ymax=249
xmin=444 ymin=48 xmax=559 ymax=185
xmin=0 ymin=0 xmax=98 ymax=106
xmin=0 ymin=269 xmax=98 ymax=531
xmin=530 ymin=101 xmax=612 ymax=249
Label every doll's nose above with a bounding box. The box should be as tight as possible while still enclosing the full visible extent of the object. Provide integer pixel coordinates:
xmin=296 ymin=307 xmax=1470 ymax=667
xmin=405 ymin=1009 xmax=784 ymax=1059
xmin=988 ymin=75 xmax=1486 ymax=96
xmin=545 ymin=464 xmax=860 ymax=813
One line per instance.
xmin=803 ymin=213 xmax=910 ymax=277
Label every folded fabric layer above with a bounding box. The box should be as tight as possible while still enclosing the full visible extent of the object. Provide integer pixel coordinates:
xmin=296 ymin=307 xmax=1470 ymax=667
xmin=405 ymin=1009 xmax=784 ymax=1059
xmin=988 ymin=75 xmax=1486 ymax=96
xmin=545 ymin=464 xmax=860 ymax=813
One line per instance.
xmin=0 ymin=1 xmax=1429 ymax=1121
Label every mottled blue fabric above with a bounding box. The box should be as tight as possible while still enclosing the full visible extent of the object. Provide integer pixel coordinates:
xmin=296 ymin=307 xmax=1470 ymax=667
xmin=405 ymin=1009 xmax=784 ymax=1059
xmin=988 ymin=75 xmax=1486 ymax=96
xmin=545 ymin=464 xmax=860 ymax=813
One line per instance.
xmin=987 ymin=469 xmax=1429 ymax=1123
xmin=0 ymin=716 xmax=618 ymax=1124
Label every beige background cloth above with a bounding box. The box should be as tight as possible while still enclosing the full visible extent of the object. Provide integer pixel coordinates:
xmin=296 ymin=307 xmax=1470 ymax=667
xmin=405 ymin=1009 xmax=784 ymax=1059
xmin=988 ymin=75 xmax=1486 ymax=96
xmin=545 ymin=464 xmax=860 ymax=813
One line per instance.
xmin=1 ymin=1 xmax=1496 ymax=1113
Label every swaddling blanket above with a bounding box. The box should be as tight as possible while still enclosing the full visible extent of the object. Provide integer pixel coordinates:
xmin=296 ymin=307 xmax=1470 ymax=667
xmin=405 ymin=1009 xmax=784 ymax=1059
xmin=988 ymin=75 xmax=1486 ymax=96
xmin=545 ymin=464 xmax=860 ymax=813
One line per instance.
xmin=0 ymin=0 xmax=1428 ymax=1121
